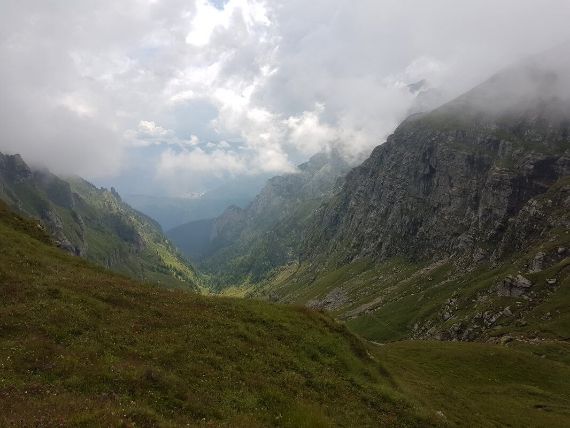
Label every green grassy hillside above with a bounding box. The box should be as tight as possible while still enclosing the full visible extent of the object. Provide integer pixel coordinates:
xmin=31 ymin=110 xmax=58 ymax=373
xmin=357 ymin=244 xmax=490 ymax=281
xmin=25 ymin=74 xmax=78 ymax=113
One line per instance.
xmin=0 ymin=153 xmax=198 ymax=289
xmin=377 ymin=341 xmax=570 ymax=427
xmin=0 ymin=201 xmax=427 ymax=427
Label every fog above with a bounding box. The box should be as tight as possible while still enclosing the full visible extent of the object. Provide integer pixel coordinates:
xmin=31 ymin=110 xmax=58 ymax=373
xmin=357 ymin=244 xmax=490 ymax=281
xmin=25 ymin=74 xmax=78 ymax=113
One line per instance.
xmin=429 ymin=42 xmax=568 ymax=121
xmin=0 ymin=0 xmax=569 ymax=195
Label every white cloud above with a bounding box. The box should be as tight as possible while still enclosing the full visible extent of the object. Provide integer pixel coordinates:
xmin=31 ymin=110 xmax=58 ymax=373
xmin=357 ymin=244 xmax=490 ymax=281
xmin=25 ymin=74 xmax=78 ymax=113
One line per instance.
xmin=1 ymin=0 xmax=569 ymax=193
xmin=185 ymin=0 xmax=270 ymax=46
xmin=57 ymin=93 xmax=97 ymax=118
xmin=127 ymin=120 xmax=201 ymax=148
xmin=158 ymin=147 xmax=248 ymax=176
xmin=139 ymin=120 xmax=171 ymax=138
xmin=285 ymin=105 xmax=337 ymax=155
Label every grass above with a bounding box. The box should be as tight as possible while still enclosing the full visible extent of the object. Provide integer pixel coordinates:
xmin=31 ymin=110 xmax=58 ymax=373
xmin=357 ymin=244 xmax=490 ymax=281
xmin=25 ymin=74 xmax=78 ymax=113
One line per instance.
xmin=376 ymin=340 xmax=570 ymax=427
xmin=0 ymin=201 xmax=428 ymax=427
xmin=256 ymin=258 xmax=460 ymax=342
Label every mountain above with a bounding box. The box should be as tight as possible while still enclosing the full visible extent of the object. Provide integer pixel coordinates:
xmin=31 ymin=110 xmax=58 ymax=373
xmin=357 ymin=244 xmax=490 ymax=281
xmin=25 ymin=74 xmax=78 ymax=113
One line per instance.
xmin=123 ymin=193 xmax=252 ymax=231
xmin=2 ymin=180 xmax=570 ymax=427
xmin=0 ymin=152 xmax=198 ymax=289
xmin=251 ymin=47 xmax=570 ymax=343
xmin=304 ymin=49 xmax=570 ymax=264
xmin=168 ymin=151 xmax=352 ymax=289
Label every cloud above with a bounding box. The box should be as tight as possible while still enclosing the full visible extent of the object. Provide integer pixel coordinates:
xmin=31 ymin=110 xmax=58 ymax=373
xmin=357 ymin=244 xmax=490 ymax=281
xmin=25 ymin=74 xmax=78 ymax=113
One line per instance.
xmin=158 ymin=147 xmax=248 ymax=177
xmin=285 ymin=105 xmax=338 ymax=156
xmin=185 ymin=0 xmax=270 ymax=47
xmin=156 ymin=142 xmax=293 ymax=194
xmin=125 ymin=120 xmax=201 ymax=148
xmin=138 ymin=120 xmax=171 ymax=139
xmin=1 ymin=0 xmax=569 ymax=193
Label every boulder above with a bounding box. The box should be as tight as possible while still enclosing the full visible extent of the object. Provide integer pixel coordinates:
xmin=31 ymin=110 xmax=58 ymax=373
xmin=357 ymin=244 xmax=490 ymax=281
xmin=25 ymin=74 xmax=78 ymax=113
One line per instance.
xmin=497 ymin=274 xmax=533 ymax=297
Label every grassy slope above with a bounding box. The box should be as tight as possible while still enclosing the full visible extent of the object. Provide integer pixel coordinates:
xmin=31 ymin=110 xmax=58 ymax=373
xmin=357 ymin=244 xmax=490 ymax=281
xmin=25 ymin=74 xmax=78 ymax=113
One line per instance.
xmin=257 ymin=248 xmax=568 ymax=344
xmin=0 ymin=202 xmax=426 ymax=427
xmin=377 ymin=341 xmax=570 ymax=427
xmin=2 ymin=201 xmax=570 ymax=427
xmin=254 ymin=259 xmax=463 ymax=341
xmin=67 ymin=178 xmax=200 ymax=289
xmin=0 ymin=156 xmax=198 ymax=289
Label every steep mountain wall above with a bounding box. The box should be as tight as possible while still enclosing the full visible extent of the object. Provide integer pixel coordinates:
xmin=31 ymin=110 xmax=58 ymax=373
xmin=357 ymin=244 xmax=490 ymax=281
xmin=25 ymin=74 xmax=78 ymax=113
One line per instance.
xmin=255 ymin=49 xmax=570 ymax=343
xmin=303 ymin=51 xmax=570 ymax=267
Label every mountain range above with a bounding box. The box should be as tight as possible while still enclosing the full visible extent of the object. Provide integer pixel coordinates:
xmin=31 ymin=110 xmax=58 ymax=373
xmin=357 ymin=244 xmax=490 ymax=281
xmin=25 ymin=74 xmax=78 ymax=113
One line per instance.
xmin=167 ymin=151 xmax=352 ymax=289
xmin=2 ymin=187 xmax=569 ymax=426
xmin=170 ymin=47 xmax=570 ymax=347
xmin=1 ymin=45 xmax=569 ymax=426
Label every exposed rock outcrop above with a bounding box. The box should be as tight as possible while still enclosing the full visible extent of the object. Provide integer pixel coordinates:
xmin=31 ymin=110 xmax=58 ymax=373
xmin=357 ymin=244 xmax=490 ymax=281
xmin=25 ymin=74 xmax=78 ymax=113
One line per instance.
xmin=303 ymin=49 xmax=570 ymax=268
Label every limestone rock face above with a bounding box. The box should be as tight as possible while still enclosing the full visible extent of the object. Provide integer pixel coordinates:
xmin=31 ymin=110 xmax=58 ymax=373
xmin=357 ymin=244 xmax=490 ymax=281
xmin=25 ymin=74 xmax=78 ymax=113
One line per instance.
xmin=496 ymin=275 xmax=533 ymax=297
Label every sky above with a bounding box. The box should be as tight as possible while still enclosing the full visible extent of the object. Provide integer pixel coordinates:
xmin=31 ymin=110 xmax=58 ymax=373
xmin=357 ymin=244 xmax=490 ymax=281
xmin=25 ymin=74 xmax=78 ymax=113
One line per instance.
xmin=1 ymin=0 xmax=569 ymax=197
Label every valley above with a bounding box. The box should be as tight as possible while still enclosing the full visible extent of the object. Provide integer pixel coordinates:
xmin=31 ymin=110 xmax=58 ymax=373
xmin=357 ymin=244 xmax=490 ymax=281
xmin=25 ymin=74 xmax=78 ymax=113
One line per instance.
xmin=0 ymin=6 xmax=569 ymax=425
xmin=176 ymin=50 xmax=570 ymax=350
xmin=1 ymin=197 xmax=569 ymax=426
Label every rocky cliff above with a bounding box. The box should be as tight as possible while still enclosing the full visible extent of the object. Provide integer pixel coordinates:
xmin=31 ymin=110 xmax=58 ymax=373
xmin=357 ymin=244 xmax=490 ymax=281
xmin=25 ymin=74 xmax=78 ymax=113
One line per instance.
xmin=303 ymin=48 xmax=570 ymax=267
xmin=255 ymin=48 xmax=570 ymax=343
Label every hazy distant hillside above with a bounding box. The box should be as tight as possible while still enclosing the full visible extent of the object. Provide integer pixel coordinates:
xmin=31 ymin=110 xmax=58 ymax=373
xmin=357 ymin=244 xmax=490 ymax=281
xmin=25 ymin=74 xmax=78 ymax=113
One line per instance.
xmin=123 ymin=193 xmax=251 ymax=231
xmin=0 ymin=152 xmax=198 ymax=289
xmin=124 ymin=175 xmax=268 ymax=230
xmin=169 ymin=151 xmax=352 ymax=288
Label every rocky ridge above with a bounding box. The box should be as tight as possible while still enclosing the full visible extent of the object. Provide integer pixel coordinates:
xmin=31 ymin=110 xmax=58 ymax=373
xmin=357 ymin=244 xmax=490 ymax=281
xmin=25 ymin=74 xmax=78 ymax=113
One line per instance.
xmin=303 ymin=48 xmax=570 ymax=267
xmin=253 ymin=48 xmax=570 ymax=343
xmin=0 ymin=152 xmax=198 ymax=288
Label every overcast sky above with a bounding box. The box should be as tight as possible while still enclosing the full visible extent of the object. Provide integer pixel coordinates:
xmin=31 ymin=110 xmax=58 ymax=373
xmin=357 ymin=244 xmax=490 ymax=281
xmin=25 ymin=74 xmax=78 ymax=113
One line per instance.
xmin=1 ymin=0 xmax=569 ymax=196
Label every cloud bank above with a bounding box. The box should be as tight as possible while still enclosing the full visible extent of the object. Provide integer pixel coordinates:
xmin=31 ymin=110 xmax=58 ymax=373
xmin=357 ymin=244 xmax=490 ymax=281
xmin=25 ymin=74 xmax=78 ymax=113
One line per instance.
xmin=1 ymin=0 xmax=569 ymax=194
